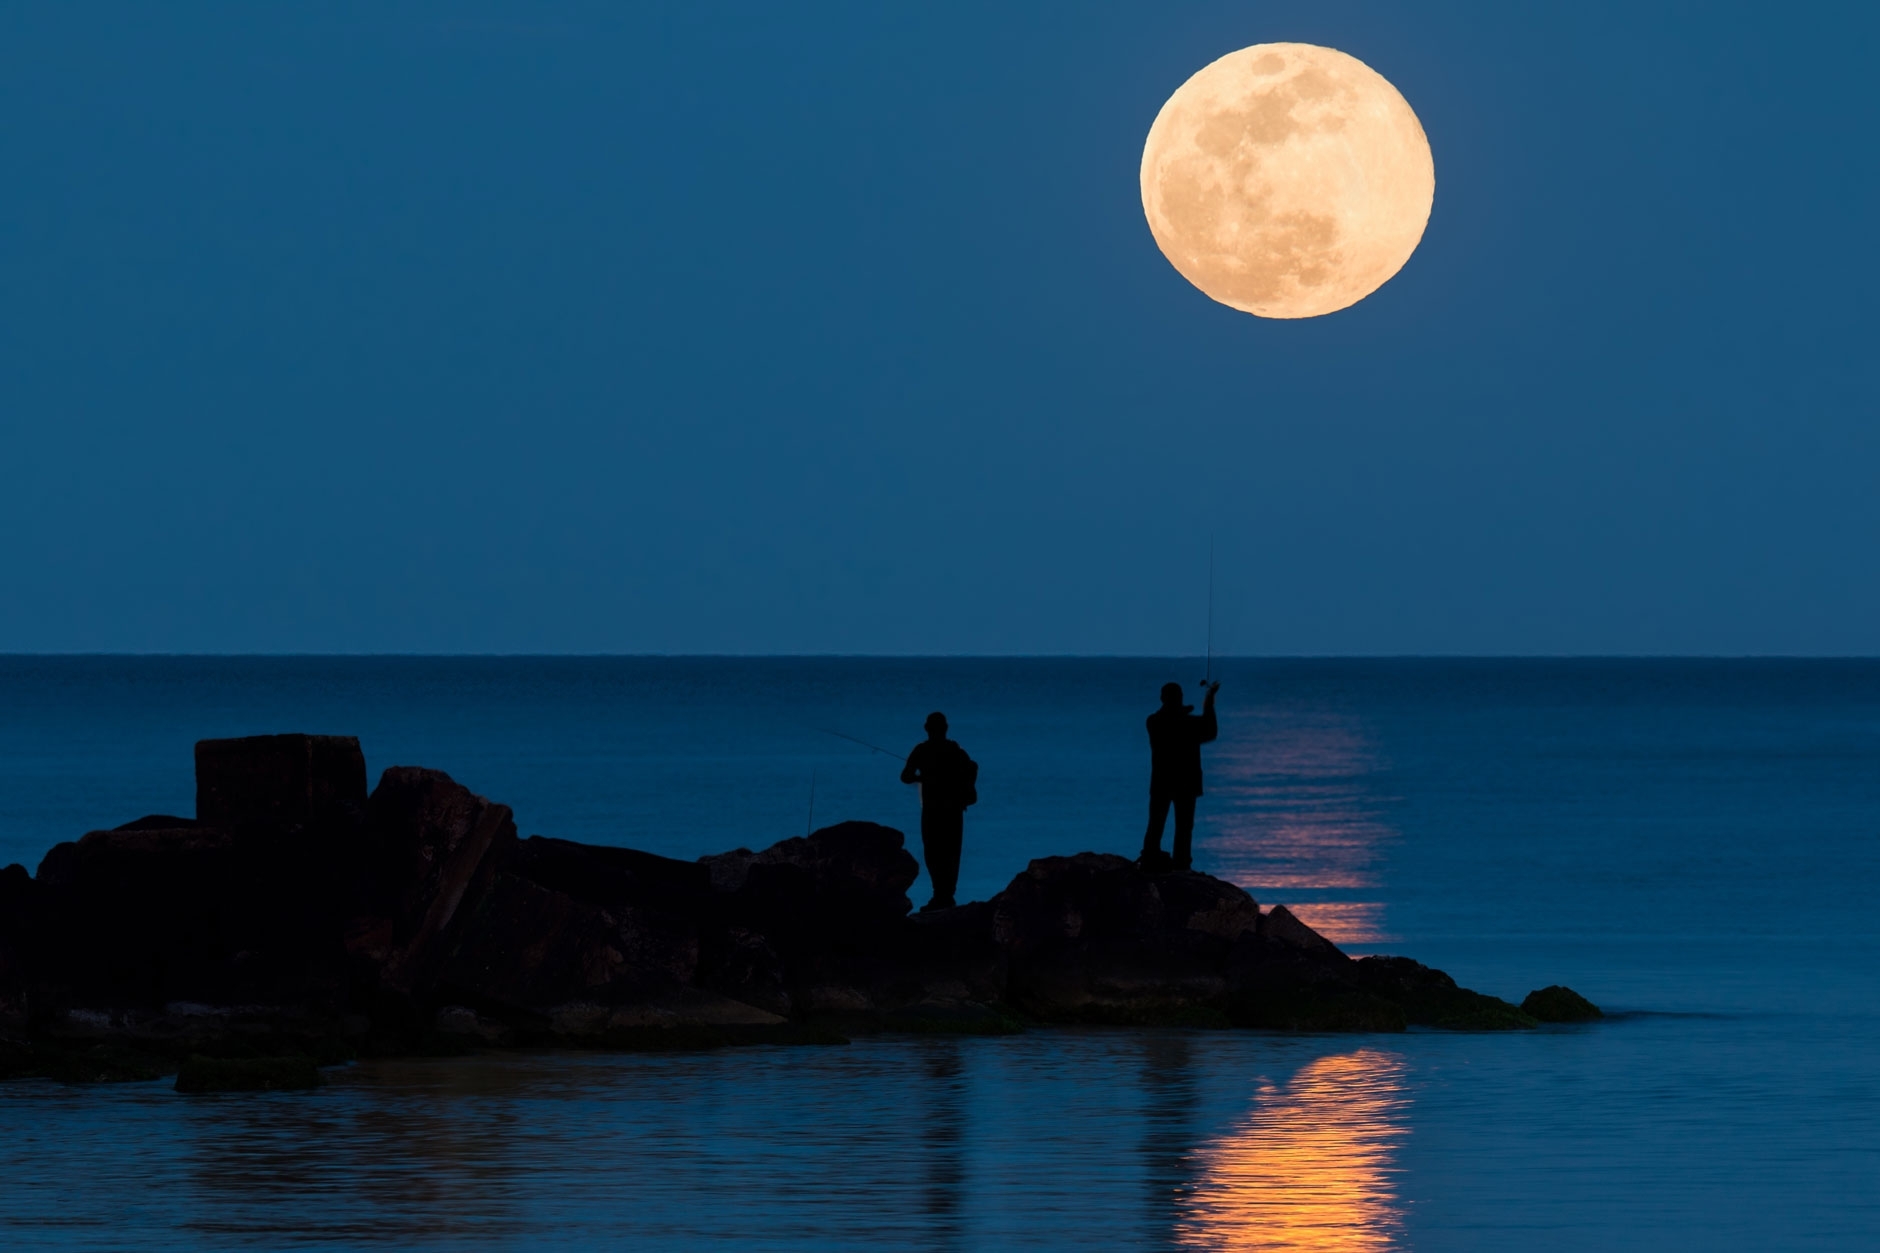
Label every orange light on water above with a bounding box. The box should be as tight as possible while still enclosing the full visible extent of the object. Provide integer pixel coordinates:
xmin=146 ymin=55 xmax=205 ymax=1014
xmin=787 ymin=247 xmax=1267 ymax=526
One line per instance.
xmin=1199 ymin=711 xmax=1399 ymax=945
xmin=1178 ymin=1050 xmax=1409 ymax=1251
xmin=1280 ymin=903 xmax=1392 ymax=947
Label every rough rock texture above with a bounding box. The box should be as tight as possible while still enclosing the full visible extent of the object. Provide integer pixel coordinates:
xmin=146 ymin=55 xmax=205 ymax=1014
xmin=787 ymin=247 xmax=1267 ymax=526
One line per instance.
xmin=0 ymin=733 xmax=1580 ymax=1082
xmin=368 ymin=767 xmax=517 ymax=997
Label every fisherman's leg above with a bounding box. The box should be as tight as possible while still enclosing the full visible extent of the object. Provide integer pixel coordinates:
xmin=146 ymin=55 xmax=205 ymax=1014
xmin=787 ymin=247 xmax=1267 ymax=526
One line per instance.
xmin=1171 ymin=796 xmax=1197 ymax=871
xmin=1142 ymin=794 xmax=1172 ymax=855
xmin=928 ymin=809 xmax=963 ymax=907
xmin=921 ymin=808 xmax=962 ymax=909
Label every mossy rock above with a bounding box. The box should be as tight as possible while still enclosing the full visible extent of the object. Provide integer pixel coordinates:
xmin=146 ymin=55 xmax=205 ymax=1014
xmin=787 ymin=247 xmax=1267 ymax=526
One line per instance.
xmin=1429 ymin=999 xmax=1539 ymax=1031
xmin=175 ymin=1054 xmax=323 ymax=1093
xmin=1521 ymin=985 xmax=1602 ymax=1022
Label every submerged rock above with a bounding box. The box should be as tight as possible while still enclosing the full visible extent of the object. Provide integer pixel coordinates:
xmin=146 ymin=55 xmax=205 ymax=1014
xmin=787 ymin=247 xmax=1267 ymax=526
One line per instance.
xmin=174 ymin=1054 xmax=323 ymax=1093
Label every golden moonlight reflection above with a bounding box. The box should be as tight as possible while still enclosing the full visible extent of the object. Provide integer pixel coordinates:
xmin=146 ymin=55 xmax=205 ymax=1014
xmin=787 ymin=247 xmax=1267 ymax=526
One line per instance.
xmin=1178 ymin=1050 xmax=1410 ymax=1251
xmin=1198 ymin=709 xmax=1397 ymax=947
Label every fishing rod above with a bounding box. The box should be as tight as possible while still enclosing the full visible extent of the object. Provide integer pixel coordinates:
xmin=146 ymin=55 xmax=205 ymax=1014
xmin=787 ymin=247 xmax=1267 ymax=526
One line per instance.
xmin=818 ymin=727 xmax=908 ymax=762
xmin=1201 ymin=532 xmax=1215 ymax=689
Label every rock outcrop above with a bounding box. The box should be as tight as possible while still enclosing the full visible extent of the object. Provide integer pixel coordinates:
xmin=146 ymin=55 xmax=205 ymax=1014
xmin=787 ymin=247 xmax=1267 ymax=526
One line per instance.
xmin=1522 ymin=984 xmax=1603 ymax=1022
xmin=0 ymin=733 xmax=1585 ymax=1083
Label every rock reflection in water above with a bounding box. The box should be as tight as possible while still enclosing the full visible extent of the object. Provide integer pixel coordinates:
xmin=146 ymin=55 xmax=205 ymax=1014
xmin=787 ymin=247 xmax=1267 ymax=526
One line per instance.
xmin=1177 ymin=1050 xmax=1409 ymax=1252
xmin=1199 ymin=708 xmax=1397 ymax=946
xmin=918 ymin=1039 xmax=968 ymax=1250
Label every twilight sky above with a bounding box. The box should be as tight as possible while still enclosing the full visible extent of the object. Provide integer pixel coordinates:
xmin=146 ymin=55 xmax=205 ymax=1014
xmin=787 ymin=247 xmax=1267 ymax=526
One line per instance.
xmin=2 ymin=2 xmax=1876 ymax=655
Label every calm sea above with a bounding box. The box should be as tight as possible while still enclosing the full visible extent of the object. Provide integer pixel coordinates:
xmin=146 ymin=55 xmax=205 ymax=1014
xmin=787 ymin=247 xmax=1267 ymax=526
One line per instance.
xmin=1 ymin=657 xmax=1876 ymax=1250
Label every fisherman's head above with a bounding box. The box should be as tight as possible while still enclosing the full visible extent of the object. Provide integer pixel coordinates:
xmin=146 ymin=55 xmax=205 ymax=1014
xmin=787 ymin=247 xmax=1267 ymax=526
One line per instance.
xmin=1160 ymin=682 xmax=1185 ymax=709
xmin=924 ymin=711 xmax=948 ymax=740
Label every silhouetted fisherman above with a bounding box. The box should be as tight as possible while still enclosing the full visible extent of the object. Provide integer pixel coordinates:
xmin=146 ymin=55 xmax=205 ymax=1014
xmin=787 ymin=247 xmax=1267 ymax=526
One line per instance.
xmin=901 ymin=712 xmax=978 ymax=912
xmin=1140 ymin=680 xmax=1219 ymax=873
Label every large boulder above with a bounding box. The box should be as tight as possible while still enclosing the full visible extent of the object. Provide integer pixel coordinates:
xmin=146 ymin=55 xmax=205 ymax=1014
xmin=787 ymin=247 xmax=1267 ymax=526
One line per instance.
xmin=694 ymin=823 xmax=920 ymax=1016
xmin=19 ymin=740 xmax=386 ymax=1017
xmin=32 ymin=823 xmax=243 ymax=1006
xmin=440 ymin=873 xmax=642 ymax=1012
xmin=991 ymin=854 xmax=1271 ymax=1023
xmin=30 ymin=813 xmax=365 ymax=1012
xmin=366 ymin=768 xmax=517 ymax=997
xmin=700 ymin=822 xmax=919 ymax=928
xmin=513 ymin=836 xmax=712 ymax=913
xmin=196 ymin=734 xmax=367 ymax=826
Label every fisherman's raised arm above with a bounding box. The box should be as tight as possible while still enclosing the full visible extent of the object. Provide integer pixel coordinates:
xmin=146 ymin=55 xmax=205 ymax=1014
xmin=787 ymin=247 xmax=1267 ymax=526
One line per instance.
xmin=1197 ymin=681 xmax=1220 ymax=744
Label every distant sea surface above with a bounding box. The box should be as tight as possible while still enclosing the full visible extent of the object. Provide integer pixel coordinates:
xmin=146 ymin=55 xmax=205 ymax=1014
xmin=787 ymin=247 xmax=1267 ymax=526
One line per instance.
xmin=1 ymin=657 xmax=1876 ymax=1250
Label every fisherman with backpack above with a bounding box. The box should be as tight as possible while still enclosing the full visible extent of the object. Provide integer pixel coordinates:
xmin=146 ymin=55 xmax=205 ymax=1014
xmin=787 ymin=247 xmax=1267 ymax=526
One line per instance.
xmin=900 ymin=711 xmax=978 ymax=912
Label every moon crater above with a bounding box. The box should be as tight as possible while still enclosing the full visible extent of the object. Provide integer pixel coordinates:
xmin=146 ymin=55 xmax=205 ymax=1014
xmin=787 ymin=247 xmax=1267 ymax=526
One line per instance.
xmin=1140 ymin=44 xmax=1435 ymax=319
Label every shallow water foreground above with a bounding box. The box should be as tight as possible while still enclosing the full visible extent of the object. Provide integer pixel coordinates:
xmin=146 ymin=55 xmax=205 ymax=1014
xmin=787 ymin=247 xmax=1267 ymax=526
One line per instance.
xmin=1 ymin=1011 xmax=1873 ymax=1251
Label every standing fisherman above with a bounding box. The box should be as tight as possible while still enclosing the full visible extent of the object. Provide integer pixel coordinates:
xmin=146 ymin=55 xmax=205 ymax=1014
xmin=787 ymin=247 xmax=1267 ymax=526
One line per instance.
xmin=1140 ymin=681 xmax=1219 ymax=873
xmin=900 ymin=712 xmax=978 ymax=913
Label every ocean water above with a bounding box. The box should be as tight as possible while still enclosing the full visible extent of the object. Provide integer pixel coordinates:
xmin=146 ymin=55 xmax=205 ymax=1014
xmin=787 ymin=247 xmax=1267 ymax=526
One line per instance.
xmin=1 ymin=656 xmax=1877 ymax=1249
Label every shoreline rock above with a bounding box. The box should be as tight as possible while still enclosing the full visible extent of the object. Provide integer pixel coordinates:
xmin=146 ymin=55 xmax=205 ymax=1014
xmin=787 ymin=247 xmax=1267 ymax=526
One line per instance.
xmin=0 ymin=733 xmax=1595 ymax=1083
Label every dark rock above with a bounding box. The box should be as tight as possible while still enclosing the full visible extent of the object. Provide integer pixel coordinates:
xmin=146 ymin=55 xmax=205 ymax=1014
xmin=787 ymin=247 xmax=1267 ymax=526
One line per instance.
xmin=693 ymin=823 xmax=922 ymax=1017
xmin=882 ymin=1000 xmax=1024 ymax=1035
xmin=514 ymin=836 xmax=711 ymax=912
xmin=695 ymin=926 xmax=793 ymax=1016
xmin=32 ymin=825 xmax=243 ymax=1006
xmin=1261 ymin=904 xmax=1343 ymax=956
xmin=990 ymin=855 xmax=1272 ymax=1024
xmin=0 ymin=731 xmax=1565 ymax=1069
xmin=368 ymin=767 xmax=517 ymax=997
xmin=196 ymin=734 xmax=367 ymax=826
xmin=0 ymin=865 xmax=33 ymax=1024
xmin=175 ymin=1053 xmax=323 ymax=1093
xmin=891 ymin=901 xmax=1006 ymax=1008
xmin=441 ymin=872 xmax=648 ymax=1012
xmin=701 ymin=821 xmax=919 ymax=933
xmin=1354 ymin=956 xmax=1537 ymax=1030
xmin=35 ymin=824 xmax=238 ymax=890
xmin=510 ymin=836 xmax=707 ymax=988
xmin=1522 ymin=984 xmax=1602 ymax=1022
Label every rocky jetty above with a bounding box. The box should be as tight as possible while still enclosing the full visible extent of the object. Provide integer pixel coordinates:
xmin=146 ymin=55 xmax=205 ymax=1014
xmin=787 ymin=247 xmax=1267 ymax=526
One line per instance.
xmin=0 ymin=734 xmax=1593 ymax=1083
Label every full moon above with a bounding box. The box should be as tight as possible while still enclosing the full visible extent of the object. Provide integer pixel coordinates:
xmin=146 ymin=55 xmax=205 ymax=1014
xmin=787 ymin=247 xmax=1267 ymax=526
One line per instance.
xmin=1140 ymin=43 xmax=1435 ymax=319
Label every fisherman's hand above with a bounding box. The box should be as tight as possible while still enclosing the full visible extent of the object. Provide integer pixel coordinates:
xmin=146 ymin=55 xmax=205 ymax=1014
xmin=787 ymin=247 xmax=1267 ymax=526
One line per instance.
xmin=1204 ymin=681 xmax=1221 ymax=698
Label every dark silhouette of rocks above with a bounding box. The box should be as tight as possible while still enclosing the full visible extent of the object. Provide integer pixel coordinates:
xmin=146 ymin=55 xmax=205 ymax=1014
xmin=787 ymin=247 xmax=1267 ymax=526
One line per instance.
xmin=1522 ymin=984 xmax=1603 ymax=1022
xmin=0 ymin=733 xmax=1592 ymax=1083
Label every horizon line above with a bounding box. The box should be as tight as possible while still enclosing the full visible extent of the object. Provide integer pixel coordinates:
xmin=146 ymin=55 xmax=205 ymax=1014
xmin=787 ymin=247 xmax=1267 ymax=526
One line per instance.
xmin=1 ymin=651 xmax=1877 ymax=662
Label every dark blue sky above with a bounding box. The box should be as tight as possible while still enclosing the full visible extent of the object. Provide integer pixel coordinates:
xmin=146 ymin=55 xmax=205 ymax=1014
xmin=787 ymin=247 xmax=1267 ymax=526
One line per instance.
xmin=3 ymin=2 xmax=1876 ymax=654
